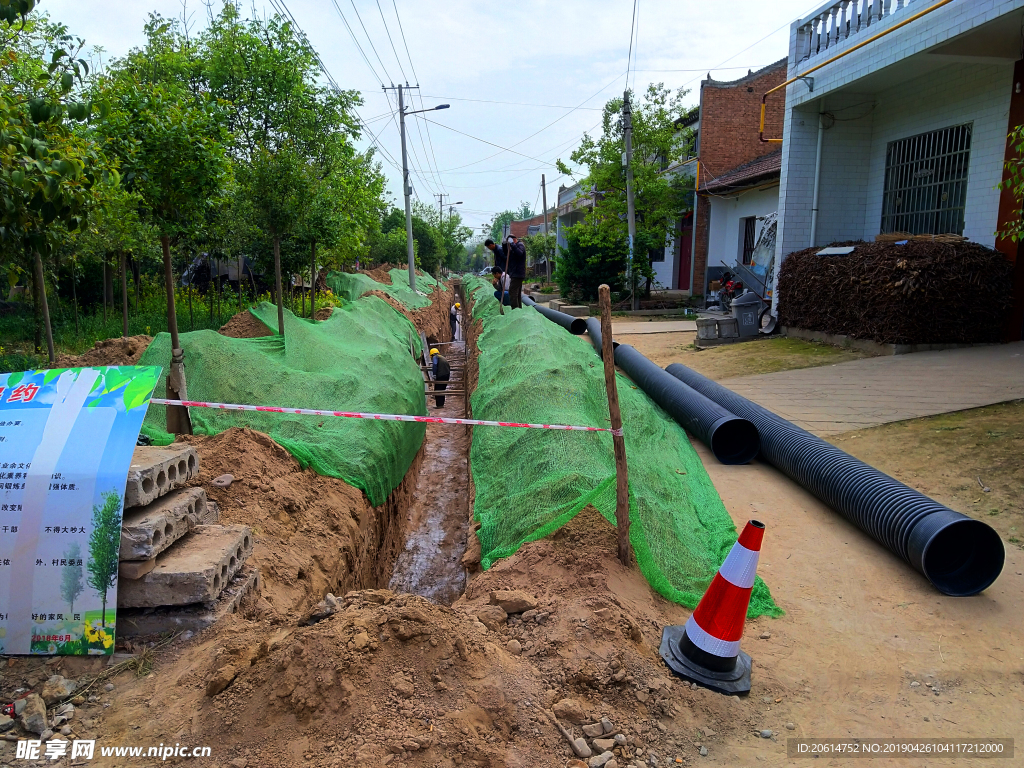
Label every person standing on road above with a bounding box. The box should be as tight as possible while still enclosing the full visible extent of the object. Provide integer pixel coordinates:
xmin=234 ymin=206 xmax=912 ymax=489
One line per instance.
xmin=484 ymin=236 xmax=527 ymax=309
xmin=430 ymin=347 xmax=450 ymax=408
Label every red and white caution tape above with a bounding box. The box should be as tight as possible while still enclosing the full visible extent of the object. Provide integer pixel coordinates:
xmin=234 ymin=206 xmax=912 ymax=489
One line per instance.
xmin=150 ymin=398 xmax=620 ymax=434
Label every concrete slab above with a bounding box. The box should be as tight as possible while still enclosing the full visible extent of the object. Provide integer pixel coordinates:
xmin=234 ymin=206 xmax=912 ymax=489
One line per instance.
xmin=119 ymin=559 xmax=156 ymax=580
xmin=560 ymin=305 xmax=589 ymax=317
xmin=116 ymin=525 xmax=253 ymax=608
xmin=120 ymin=487 xmax=211 ymax=561
xmin=613 ymin=320 xmax=698 ymax=334
xmin=117 ymin=565 xmax=261 ymax=637
xmin=718 ymin=342 xmax=1024 ymax=436
xmin=125 ymin=445 xmax=199 ymax=508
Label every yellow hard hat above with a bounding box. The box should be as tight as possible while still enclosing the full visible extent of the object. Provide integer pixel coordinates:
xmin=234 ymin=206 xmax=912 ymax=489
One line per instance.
xmin=429 ymin=348 xmax=439 ymax=356
xmin=455 ymin=302 xmax=461 ymax=308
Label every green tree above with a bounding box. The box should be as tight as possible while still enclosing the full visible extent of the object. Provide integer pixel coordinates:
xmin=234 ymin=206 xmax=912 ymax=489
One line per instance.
xmin=557 ymin=83 xmax=694 ymax=298
xmin=555 ymin=224 xmax=626 ymax=303
xmin=487 ymin=202 xmax=534 ymax=243
xmin=998 ymin=125 xmax=1024 ymax=243
xmin=86 ymin=491 xmax=122 ymax=627
xmin=60 ymin=541 xmax=84 ymax=617
xmin=0 ymin=5 xmax=112 ymax=361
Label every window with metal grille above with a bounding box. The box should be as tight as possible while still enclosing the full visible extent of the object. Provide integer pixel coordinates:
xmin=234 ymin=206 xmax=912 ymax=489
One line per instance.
xmin=880 ymin=124 xmax=971 ymax=236
xmin=740 ymin=216 xmax=757 ymax=265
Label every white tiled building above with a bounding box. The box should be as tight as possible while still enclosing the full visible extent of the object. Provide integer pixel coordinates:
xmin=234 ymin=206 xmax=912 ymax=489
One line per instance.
xmin=771 ymin=0 xmax=1024 ymax=317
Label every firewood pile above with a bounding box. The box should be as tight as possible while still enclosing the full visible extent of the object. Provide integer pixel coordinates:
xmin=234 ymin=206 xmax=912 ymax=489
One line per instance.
xmin=777 ymin=240 xmax=1014 ymax=345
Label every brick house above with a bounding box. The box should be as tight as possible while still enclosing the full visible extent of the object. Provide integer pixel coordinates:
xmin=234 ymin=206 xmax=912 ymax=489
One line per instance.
xmin=770 ymin=0 xmax=1024 ymax=337
xmin=509 ymin=211 xmax=553 ymax=240
xmin=687 ymin=59 xmax=788 ymax=297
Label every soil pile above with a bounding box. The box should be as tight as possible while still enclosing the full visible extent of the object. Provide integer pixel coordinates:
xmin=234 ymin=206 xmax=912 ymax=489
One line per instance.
xmin=184 ymin=428 xmax=420 ymax=621
xmin=365 ymin=283 xmax=455 ymax=343
xmin=361 ymin=264 xmax=395 ymax=284
xmin=777 ymin=239 xmax=1014 ymax=344
xmin=171 ymin=508 xmax=766 ymax=768
xmin=219 ymin=310 xmax=273 ymax=338
xmin=50 ymin=335 xmax=153 ymax=368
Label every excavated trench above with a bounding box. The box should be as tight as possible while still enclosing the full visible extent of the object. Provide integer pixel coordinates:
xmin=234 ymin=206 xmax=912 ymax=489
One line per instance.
xmin=387 ymin=338 xmax=472 ymax=604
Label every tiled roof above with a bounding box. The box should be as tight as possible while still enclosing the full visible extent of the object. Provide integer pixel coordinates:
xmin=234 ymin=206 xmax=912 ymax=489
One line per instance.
xmin=702 ymin=149 xmax=781 ymax=193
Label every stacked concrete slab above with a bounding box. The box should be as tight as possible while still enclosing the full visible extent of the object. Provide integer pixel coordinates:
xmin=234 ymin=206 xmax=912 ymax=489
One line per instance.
xmin=117 ymin=445 xmax=259 ymax=636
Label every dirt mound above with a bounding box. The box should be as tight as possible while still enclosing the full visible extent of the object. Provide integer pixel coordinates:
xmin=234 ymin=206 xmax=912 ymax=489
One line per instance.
xmin=365 ymin=283 xmax=455 ymax=344
xmin=219 ymin=310 xmax=274 ymax=338
xmin=315 ymin=306 xmax=333 ymax=321
xmin=183 ymin=428 xmax=420 ymax=621
xmin=361 ymin=264 xmax=395 ymax=284
xmin=50 ymin=335 xmax=153 ymax=369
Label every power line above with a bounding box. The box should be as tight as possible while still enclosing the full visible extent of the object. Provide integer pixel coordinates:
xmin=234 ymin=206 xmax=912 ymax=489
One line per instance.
xmin=348 ymin=0 xmax=394 ymax=83
xmin=326 ymin=0 xmax=385 ymax=85
xmin=374 ymin=0 xmax=408 ymax=83
xmin=431 ymin=70 xmax=626 ymax=173
xmin=626 ymin=0 xmax=638 ymax=84
xmin=417 ymin=116 xmax=559 ymax=167
xmin=416 ymin=95 xmax=605 ymax=111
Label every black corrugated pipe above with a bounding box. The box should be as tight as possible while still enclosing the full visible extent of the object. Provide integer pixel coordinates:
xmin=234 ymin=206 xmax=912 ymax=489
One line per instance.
xmin=584 ymin=317 xmax=618 ymax=358
xmin=522 ymin=295 xmax=587 ymax=334
xmin=615 ymin=345 xmax=759 ymax=465
xmin=664 ymin=363 xmax=1005 ymax=596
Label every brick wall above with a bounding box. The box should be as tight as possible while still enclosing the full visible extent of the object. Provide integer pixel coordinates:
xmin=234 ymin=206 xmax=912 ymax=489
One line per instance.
xmin=692 ymin=60 xmax=788 ymax=294
xmin=510 ymin=211 xmax=553 ymax=239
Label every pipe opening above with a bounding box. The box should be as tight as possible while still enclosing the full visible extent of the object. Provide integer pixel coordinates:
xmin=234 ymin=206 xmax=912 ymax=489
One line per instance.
xmin=918 ymin=518 xmax=1004 ymax=597
xmin=709 ymin=420 xmax=761 ymax=465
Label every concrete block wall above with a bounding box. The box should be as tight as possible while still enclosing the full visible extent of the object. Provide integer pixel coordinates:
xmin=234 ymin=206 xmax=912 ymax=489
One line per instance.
xmin=707 ymin=185 xmax=781 ymax=271
xmin=813 ymin=92 xmax=876 ymax=244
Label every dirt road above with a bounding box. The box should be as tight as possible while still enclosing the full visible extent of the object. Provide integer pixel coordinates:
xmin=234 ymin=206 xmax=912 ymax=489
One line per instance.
xmin=695 ymin=438 xmax=1024 ymax=766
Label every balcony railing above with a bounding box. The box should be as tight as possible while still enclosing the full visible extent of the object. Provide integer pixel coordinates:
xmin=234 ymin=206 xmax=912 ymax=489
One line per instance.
xmin=796 ymin=0 xmax=920 ymax=63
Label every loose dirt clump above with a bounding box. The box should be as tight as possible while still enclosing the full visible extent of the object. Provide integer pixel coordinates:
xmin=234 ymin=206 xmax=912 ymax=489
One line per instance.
xmin=219 ymin=310 xmax=273 ymax=338
xmin=183 ymin=427 xmax=421 ymax=621
xmin=314 ymin=306 xmax=333 ymax=321
xmin=50 ymin=335 xmax=153 ymax=369
xmin=361 ymin=264 xmax=395 ymax=284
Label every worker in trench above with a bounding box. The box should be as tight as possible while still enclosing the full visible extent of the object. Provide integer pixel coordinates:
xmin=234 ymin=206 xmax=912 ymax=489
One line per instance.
xmin=484 ymin=235 xmax=526 ymax=308
xmin=450 ymin=302 xmax=461 ymax=340
xmin=429 ymin=347 xmax=450 ymax=408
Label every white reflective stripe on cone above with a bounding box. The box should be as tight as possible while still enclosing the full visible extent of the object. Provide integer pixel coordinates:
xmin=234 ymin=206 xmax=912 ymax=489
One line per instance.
xmin=684 ymin=614 xmax=742 ymax=659
xmin=717 ymin=542 xmax=760 ymax=589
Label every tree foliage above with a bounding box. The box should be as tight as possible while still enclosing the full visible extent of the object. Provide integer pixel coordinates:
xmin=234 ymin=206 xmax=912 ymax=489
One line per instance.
xmin=86 ymin=490 xmax=122 ymax=627
xmin=60 ymin=541 xmax=84 ymax=617
xmin=556 ymin=84 xmax=694 ymax=295
xmin=998 ymin=125 xmax=1024 ymax=243
xmin=486 ymin=202 xmax=534 ymax=243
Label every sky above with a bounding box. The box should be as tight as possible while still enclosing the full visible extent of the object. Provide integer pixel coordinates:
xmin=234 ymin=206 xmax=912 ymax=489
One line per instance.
xmin=43 ymin=0 xmax=820 ymax=237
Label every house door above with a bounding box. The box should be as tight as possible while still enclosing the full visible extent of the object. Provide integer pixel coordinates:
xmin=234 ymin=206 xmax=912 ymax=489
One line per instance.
xmin=678 ymin=212 xmax=693 ymax=291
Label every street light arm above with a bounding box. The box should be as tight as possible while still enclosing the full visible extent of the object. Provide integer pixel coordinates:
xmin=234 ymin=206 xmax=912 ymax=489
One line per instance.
xmin=404 ymin=104 xmax=450 ymax=116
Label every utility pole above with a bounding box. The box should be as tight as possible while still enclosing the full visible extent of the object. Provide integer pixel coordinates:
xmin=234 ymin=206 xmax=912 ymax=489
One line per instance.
xmin=541 ymin=174 xmax=551 ymax=284
xmin=385 ymin=85 xmax=450 ymax=292
xmin=622 ymin=90 xmax=639 ymax=310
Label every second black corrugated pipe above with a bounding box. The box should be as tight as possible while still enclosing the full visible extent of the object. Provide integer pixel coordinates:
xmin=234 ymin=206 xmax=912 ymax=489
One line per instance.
xmin=614 ymin=344 xmax=759 ymax=465
xmin=664 ymin=362 xmax=1005 ymax=596
xmin=522 ymin=295 xmax=587 ymax=334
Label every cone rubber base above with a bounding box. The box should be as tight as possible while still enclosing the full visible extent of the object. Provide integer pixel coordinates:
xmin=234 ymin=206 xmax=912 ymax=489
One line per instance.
xmin=659 ymin=624 xmax=752 ymax=695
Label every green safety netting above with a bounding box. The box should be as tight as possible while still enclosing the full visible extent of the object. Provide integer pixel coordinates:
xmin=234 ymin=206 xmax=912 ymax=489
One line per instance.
xmin=464 ymin=277 xmax=779 ymax=617
xmin=138 ymin=297 xmax=426 ymax=506
xmin=325 ymin=268 xmax=439 ymax=310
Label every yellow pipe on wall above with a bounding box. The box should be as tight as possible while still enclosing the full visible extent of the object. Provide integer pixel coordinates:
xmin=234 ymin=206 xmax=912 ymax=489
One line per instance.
xmin=759 ymin=0 xmax=958 ymax=142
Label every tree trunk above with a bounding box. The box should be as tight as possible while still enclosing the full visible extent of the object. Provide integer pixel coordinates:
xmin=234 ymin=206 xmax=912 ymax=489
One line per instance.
xmin=187 ymin=254 xmax=194 ymax=331
xmin=102 ymin=259 xmax=108 ymax=325
xmin=120 ymin=251 xmax=129 ymax=338
xmin=34 ymin=251 xmax=55 ymax=363
xmin=71 ymin=259 xmax=79 ymax=335
xmin=310 ymin=240 xmax=316 ymax=321
xmin=161 ymin=236 xmax=180 ymax=350
xmin=273 ymin=236 xmax=284 ymax=336
xmin=101 ymin=594 xmax=107 ymax=628
xmin=30 ymin=263 xmax=41 ymax=352
xmin=132 ymin=255 xmax=140 ymax=311
xmin=237 ymin=254 xmax=242 ymax=309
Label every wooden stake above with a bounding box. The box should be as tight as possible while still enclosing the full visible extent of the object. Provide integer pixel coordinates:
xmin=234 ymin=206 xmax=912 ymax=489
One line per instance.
xmin=599 ymin=284 xmax=631 ymax=566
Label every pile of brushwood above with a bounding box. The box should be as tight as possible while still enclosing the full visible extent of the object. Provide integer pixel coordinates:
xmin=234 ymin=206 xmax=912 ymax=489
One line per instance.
xmin=778 ymin=239 xmax=1014 ymax=344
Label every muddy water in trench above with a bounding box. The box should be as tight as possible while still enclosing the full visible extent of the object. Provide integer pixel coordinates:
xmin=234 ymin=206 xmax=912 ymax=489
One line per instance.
xmin=388 ymin=341 xmax=470 ymax=605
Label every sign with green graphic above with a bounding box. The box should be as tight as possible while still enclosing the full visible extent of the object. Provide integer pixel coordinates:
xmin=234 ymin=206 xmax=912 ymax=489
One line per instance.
xmin=0 ymin=366 xmax=160 ymax=655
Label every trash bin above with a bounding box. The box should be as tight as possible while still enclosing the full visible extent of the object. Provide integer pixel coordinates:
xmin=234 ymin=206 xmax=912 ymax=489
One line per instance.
xmin=731 ymin=291 xmax=763 ymax=337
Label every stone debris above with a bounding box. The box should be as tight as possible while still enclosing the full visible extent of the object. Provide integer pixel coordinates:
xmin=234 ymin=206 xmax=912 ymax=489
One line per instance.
xmin=117 ymin=524 xmax=253 ymax=608
xmin=474 ymin=604 xmax=507 ymax=630
xmin=124 ymin=444 xmax=198 ymax=508
xmin=40 ymin=675 xmax=77 ymax=706
xmin=120 ymin=486 xmax=214 ymax=560
xmin=212 ymin=473 xmax=234 ymax=488
xmin=488 ymin=589 xmax=538 ymax=614
xmin=18 ymin=693 xmax=47 ymax=735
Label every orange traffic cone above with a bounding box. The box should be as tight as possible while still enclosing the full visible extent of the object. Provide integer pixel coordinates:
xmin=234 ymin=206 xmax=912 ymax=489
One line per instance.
xmin=660 ymin=519 xmax=765 ymax=694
